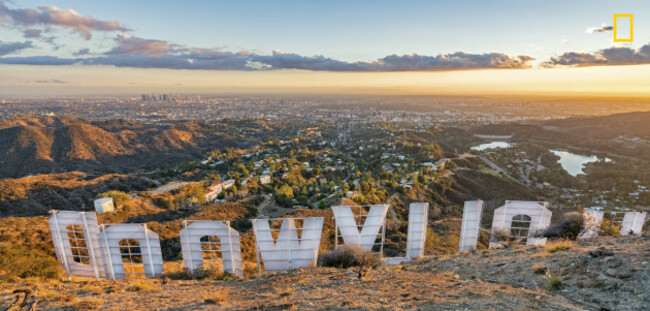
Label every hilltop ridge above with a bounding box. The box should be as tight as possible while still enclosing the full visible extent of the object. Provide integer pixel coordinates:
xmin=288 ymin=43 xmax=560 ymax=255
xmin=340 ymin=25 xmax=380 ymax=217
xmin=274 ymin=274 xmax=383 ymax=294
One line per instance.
xmin=1 ymin=234 xmax=646 ymax=310
xmin=0 ymin=117 xmax=248 ymax=178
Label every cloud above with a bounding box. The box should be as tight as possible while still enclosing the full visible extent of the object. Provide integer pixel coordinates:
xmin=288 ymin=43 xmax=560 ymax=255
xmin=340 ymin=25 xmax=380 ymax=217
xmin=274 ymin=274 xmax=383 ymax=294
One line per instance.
xmin=0 ymin=37 xmax=536 ymax=71
xmin=34 ymin=79 xmax=67 ymax=84
xmin=366 ymin=52 xmax=534 ymax=71
xmin=0 ymin=40 xmax=33 ymax=56
xmin=8 ymin=34 xmax=511 ymax=71
xmin=22 ymin=28 xmax=42 ymax=38
xmin=245 ymin=60 xmax=272 ymax=70
xmin=544 ymin=43 xmax=650 ymax=67
xmin=19 ymin=28 xmax=60 ymax=49
xmin=106 ymin=34 xmax=183 ymax=56
xmin=587 ymin=25 xmax=613 ymax=33
xmin=249 ymin=50 xmax=361 ymax=71
xmin=0 ymin=3 xmax=129 ymax=39
xmin=73 ymin=48 xmax=90 ymax=56
xmin=0 ymin=55 xmax=78 ymax=65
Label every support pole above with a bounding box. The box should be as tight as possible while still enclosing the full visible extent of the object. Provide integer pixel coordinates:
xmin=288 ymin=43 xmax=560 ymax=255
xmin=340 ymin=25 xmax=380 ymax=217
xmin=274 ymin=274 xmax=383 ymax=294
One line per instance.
xmin=100 ymin=225 xmax=116 ymax=280
xmin=226 ymin=221 xmax=236 ymax=275
xmin=81 ymin=213 xmax=101 ymax=280
xmin=254 ymin=222 xmax=262 ymax=276
xmin=183 ymin=221 xmax=194 ymax=273
xmin=51 ymin=211 xmax=72 ymax=280
xmin=143 ymin=224 xmax=155 ymax=278
xmin=287 ymin=219 xmax=292 ymax=270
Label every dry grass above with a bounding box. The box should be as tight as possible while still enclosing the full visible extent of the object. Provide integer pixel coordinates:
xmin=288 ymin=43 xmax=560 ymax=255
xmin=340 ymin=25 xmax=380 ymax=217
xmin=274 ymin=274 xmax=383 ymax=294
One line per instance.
xmin=47 ymin=279 xmax=63 ymax=289
xmin=0 ymin=244 xmax=60 ymax=281
xmin=163 ymin=261 xmax=185 ymax=273
xmin=39 ymin=289 xmax=77 ymax=302
xmin=71 ymin=297 xmax=104 ymax=310
xmin=243 ymin=261 xmax=259 ymax=276
xmin=124 ymin=280 xmax=158 ymax=292
xmin=79 ymin=284 xmax=104 ymax=295
xmin=545 ymin=240 xmax=573 ymax=253
xmin=201 ymin=288 xmax=228 ymax=304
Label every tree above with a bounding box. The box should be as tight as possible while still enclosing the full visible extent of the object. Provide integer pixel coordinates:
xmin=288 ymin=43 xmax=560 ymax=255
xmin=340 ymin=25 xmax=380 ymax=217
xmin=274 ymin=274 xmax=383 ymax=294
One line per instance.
xmin=275 ymin=184 xmax=295 ymax=206
xmin=438 ymin=177 xmax=453 ymax=193
xmin=206 ymin=173 xmax=221 ymax=182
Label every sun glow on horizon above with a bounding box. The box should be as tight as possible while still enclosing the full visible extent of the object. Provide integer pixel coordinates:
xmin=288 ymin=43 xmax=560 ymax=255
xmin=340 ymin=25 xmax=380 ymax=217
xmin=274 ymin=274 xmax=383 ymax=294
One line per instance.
xmin=1 ymin=63 xmax=650 ymax=98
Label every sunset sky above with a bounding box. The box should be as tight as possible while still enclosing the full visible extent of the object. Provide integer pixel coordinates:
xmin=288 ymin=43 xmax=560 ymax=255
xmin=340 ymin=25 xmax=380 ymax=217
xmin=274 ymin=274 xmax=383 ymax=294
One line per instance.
xmin=1 ymin=0 xmax=649 ymax=96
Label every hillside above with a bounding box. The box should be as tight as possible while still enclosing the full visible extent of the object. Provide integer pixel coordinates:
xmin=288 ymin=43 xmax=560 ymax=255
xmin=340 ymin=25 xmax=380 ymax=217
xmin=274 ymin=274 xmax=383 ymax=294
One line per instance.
xmin=0 ymin=117 xmax=247 ymax=178
xmin=473 ymin=111 xmax=650 ymax=139
xmin=0 ymin=234 xmax=646 ymax=310
xmin=0 ymin=172 xmax=158 ymax=217
xmin=472 ymin=111 xmax=650 ymax=160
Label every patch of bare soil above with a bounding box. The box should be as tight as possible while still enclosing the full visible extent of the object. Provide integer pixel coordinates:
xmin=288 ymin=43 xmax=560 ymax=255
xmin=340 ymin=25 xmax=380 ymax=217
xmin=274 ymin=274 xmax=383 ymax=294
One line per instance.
xmin=408 ymin=234 xmax=649 ymax=311
xmin=1 ymin=235 xmax=647 ymax=310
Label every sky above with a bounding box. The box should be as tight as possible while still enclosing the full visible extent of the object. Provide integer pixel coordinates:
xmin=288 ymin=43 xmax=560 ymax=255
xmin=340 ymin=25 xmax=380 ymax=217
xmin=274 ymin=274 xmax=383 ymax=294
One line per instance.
xmin=0 ymin=0 xmax=649 ymax=96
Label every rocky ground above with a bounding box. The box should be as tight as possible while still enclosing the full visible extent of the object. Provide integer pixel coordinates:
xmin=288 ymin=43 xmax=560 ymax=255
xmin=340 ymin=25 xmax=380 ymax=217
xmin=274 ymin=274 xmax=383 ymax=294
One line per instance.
xmin=1 ymin=234 xmax=647 ymax=310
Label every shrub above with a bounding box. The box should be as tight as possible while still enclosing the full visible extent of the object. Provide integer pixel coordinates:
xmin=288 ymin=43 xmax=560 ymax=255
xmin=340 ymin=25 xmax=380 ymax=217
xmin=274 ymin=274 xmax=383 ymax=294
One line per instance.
xmin=0 ymin=245 xmax=60 ymax=281
xmin=201 ymin=289 xmax=228 ymax=304
xmin=600 ymin=219 xmax=621 ymax=236
xmin=165 ymin=268 xmax=237 ymax=281
xmin=96 ymin=190 xmax=130 ymax=206
xmin=318 ymin=245 xmax=381 ymax=269
xmin=533 ymin=216 xmax=583 ymax=240
xmin=490 ymin=228 xmax=511 ymax=243
xmin=544 ymin=269 xmax=562 ymax=290
xmin=164 ymin=268 xmax=193 ymax=280
xmin=545 ymin=240 xmax=573 ymax=253
xmin=194 ymin=269 xmax=237 ymax=281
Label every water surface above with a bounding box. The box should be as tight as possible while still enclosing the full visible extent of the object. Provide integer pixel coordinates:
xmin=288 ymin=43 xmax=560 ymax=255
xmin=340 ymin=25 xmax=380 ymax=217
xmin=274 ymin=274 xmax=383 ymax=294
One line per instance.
xmin=471 ymin=141 xmax=513 ymax=151
xmin=550 ymin=150 xmax=611 ymax=176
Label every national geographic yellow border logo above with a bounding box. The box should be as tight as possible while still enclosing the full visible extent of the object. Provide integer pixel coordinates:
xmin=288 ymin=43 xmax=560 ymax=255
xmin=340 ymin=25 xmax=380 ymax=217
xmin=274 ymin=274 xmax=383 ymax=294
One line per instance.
xmin=613 ymin=14 xmax=633 ymax=42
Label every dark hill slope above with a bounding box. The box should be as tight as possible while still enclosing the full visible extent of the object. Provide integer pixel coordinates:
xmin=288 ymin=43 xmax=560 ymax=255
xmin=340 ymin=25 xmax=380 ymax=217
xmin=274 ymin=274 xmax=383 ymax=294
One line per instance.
xmin=0 ymin=172 xmax=157 ymax=217
xmin=0 ymin=117 xmax=246 ymax=178
xmin=473 ymin=111 xmax=650 ymax=160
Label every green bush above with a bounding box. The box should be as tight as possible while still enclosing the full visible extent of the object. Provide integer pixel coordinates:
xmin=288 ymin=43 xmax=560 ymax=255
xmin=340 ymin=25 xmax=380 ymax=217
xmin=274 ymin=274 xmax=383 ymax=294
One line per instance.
xmin=0 ymin=245 xmax=60 ymax=281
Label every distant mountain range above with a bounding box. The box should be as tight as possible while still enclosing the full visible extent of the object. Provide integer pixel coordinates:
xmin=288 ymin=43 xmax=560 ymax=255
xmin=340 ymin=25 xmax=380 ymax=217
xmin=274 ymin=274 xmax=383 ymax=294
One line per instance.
xmin=0 ymin=117 xmax=247 ymax=178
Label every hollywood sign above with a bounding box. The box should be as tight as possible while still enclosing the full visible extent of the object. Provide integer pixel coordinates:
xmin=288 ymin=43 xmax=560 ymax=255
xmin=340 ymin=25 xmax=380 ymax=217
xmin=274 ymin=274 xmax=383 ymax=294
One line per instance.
xmin=49 ymin=201 xmax=646 ymax=280
xmin=458 ymin=200 xmax=647 ymax=252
